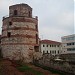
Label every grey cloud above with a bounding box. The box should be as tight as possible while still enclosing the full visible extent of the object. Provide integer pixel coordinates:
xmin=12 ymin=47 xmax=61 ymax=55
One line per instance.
xmin=0 ymin=0 xmax=74 ymax=41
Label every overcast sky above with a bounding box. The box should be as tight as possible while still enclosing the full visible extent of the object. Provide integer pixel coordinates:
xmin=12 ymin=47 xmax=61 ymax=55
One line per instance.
xmin=0 ymin=0 xmax=74 ymax=42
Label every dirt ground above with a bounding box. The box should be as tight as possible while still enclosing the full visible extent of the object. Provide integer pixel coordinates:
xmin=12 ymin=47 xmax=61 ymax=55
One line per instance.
xmin=28 ymin=64 xmax=59 ymax=75
xmin=0 ymin=59 xmax=24 ymax=75
xmin=0 ymin=59 xmax=59 ymax=75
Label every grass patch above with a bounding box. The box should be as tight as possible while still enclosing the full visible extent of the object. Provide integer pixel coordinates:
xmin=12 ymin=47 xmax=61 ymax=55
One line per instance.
xmin=34 ymin=63 xmax=65 ymax=75
xmin=17 ymin=65 xmax=32 ymax=71
xmin=17 ymin=64 xmax=43 ymax=75
xmin=32 ymin=70 xmax=43 ymax=75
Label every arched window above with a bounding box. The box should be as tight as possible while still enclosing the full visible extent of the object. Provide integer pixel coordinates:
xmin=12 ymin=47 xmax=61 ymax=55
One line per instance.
xmin=47 ymin=45 xmax=48 ymax=47
xmin=55 ymin=50 xmax=56 ymax=54
xmin=58 ymin=50 xmax=59 ymax=54
xmin=50 ymin=51 xmax=51 ymax=54
xmin=47 ymin=51 xmax=48 ymax=53
xmin=14 ymin=10 xmax=18 ymax=15
xmin=43 ymin=45 xmax=45 ymax=47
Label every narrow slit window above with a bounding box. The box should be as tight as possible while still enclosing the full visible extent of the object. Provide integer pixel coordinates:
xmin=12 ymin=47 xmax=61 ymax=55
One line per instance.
xmin=29 ymin=11 xmax=31 ymax=17
xmin=14 ymin=10 xmax=18 ymax=15
xmin=36 ymin=34 xmax=38 ymax=44
xmin=7 ymin=32 xmax=11 ymax=37
xmin=9 ymin=22 xmax=12 ymax=25
xmin=36 ymin=25 xmax=38 ymax=31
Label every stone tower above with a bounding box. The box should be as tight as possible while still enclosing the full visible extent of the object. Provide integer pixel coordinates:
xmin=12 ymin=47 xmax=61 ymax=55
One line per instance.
xmin=1 ymin=3 xmax=39 ymax=63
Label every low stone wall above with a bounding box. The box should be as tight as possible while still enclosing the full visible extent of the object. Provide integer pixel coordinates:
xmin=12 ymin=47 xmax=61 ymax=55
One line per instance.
xmin=34 ymin=54 xmax=75 ymax=74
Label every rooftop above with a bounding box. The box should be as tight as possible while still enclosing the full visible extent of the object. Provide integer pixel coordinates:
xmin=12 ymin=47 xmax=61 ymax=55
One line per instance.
xmin=40 ymin=40 xmax=61 ymax=45
xmin=61 ymin=34 xmax=75 ymax=38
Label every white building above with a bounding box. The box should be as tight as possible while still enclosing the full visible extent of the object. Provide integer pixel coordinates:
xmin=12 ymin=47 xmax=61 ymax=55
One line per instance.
xmin=61 ymin=34 xmax=75 ymax=54
xmin=40 ymin=40 xmax=61 ymax=55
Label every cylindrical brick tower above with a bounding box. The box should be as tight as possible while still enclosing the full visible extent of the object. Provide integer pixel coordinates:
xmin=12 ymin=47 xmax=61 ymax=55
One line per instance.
xmin=1 ymin=3 xmax=39 ymax=63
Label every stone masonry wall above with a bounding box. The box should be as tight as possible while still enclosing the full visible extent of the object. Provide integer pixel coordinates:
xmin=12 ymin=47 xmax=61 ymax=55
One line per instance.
xmin=9 ymin=4 xmax=32 ymax=17
xmin=1 ymin=4 xmax=39 ymax=63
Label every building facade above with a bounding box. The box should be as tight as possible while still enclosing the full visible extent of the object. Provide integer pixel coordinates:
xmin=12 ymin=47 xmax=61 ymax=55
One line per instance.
xmin=1 ymin=3 xmax=39 ymax=63
xmin=40 ymin=40 xmax=61 ymax=55
xmin=61 ymin=34 xmax=75 ymax=54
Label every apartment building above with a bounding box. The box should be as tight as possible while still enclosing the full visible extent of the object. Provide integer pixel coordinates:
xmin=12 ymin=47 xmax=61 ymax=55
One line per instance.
xmin=40 ymin=40 xmax=61 ymax=55
xmin=61 ymin=34 xmax=75 ymax=54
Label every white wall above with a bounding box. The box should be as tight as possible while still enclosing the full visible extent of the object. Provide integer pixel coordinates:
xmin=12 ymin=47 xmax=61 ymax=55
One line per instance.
xmin=40 ymin=43 xmax=61 ymax=55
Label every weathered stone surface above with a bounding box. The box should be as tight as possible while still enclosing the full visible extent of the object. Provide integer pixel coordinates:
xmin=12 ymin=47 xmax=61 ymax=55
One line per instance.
xmin=1 ymin=4 xmax=39 ymax=63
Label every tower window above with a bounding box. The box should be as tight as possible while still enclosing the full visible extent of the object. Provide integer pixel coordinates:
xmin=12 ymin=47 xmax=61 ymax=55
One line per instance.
xmin=29 ymin=11 xmax=31 ymax=17
xmin=36 ymin=34 xmax=38 ymax=44
xmin=9 ymin=22 xmax=12 ymax=25
xmin=14 ymin=10 xmax=18 ymax=15
xmin=36 ymin=25 xmax=38 ymax=31
xmin=7 ymin=32 xmax=11 ymax=37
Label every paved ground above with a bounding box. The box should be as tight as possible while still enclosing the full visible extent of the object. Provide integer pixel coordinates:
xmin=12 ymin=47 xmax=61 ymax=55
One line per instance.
xmin=0 ymin=59 xmax=59 ymax=75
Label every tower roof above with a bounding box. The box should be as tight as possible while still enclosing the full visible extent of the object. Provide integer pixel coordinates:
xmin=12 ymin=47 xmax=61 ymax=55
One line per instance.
xmin=9 ymin=3 xmax=32 ymax=9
